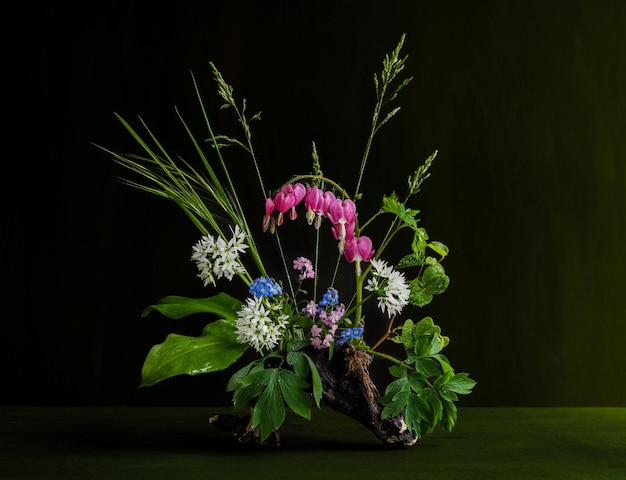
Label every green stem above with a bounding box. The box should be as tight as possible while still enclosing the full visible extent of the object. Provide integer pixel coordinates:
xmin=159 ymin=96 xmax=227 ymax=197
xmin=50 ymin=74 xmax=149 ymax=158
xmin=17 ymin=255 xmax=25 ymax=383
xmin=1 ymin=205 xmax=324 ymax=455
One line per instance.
xmin=355 ymin=345 xmax=413 ymax=371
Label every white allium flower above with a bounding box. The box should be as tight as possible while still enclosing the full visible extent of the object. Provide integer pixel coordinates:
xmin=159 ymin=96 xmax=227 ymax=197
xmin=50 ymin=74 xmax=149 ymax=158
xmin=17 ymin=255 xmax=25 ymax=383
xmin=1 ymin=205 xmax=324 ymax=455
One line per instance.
xmin=365 ymin=258 xmax=410 ymax=317
xmin=191 ymin=225 xmax=249 ymax=286
xmin=235 ymin=297 xmax=289 ymax=352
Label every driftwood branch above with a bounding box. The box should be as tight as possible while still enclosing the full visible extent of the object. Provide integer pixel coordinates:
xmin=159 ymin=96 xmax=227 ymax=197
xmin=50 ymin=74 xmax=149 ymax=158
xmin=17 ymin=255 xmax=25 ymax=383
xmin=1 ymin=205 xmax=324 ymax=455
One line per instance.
xmin=209 ymin=345 xmax=418 ymax=447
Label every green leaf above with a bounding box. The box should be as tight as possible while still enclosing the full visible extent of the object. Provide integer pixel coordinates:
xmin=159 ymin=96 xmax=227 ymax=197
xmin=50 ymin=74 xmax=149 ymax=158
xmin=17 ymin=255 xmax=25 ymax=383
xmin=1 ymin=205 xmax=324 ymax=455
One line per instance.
xmin=408 ymin=278 xmax=433 ymax=307
xmin=232 ymin=382 xmax=264 ymax=411
xmin=420 ymin=388 xmax=443 ymax=427
xmin=276 ymin=369 xmax=311 ymax=420
xmin=401 ymin=319 xmax=415 ymax=350
xmin=429 ymin=331 xmax=443 ymax=355
xmin=251 ymin=372 xmax=286 ymax=441
xmin=303 ymin=353 xmax=323 ymax=408
xmin=382 ymin=192 xmax=419 ymax=228
xmin=286 ymin=351 xmax=309 ymax=378
xmin=379 ymin=377 xmax=407 ymax=404
xmin=226 ymin=358 xmax=264 ymax=392
xmin=411 ymin=228 xmax=429 ymax=260
xmin=389 ymin=364 xmax=408 ymax=379
xmin=405 ymin=393 xmax=429 ymax=435
xmin=441 ymin=400 xmax=458 ymax=432
xmin=428 ymin=241 xmax=449 ymax=258
xmin=141 ymin=292 xmax=243 ymax=321
xmin=421 ymin=264 xmax=450 ymax=295
xmin=140 ymin=319 xmax=248 ymax=387
xmin=413 ymin=358 xmax=442 ymax=378
xmin=397 ymin=254 xmax=426 ymax=268
xmin=444 ymin=373 xmax=478 ymax=395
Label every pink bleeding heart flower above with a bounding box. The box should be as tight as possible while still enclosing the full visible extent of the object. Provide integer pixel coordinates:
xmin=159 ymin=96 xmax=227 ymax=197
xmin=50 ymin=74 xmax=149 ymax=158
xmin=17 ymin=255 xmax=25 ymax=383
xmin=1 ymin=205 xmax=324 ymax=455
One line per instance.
xmin=343 ymin=235 xmax=375 ymax=275
xmin=304 ymin=185 xmax=324 ymax=226
xmin=327 ymin=198 xmax=357 ymax=252
xmin=331 ymin=221 xmax=355 ymax=252
xmin=274 ymin=183 xmax=306 ymax=224
xmin=263 ymin=197 xmax=275 ymax=232
xmin=321 ymin=191 xmax=336 ymax=216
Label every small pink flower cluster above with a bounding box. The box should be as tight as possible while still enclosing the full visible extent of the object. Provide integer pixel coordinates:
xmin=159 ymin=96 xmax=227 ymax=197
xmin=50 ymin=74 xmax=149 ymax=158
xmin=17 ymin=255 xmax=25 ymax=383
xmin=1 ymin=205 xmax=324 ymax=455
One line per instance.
xmin=293 ymin=256 xmax=315 ymax=281
xmin=263 ymin=183 xmax=375 ymax=272
xmin=305 ymin=297 xmax=346 ymax=350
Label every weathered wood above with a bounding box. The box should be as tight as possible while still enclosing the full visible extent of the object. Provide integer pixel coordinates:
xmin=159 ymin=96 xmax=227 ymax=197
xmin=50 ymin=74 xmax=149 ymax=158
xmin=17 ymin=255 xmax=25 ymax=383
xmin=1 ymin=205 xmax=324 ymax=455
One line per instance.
xmin=209 ymin=345 xmax=418 ymax=447
xmin=308 ymin=345 xmax=418 ymax=447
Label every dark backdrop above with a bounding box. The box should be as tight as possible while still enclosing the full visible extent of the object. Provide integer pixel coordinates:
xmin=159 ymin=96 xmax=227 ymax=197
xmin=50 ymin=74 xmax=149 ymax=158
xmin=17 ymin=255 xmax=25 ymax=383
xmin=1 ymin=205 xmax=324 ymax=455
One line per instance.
xmin=5 ymin=1 xmax=625 ymax=407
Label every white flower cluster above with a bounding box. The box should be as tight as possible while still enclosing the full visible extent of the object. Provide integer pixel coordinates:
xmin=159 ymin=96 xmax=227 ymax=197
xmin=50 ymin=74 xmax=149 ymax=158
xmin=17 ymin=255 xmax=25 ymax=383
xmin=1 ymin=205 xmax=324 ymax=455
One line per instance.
xmin=365 ymin=258 xmax=410 ymax=318
xmin=235 ymin=297 xmax=289 ymax=352
xmin=191 ymin=225 xmax=248 ymax=286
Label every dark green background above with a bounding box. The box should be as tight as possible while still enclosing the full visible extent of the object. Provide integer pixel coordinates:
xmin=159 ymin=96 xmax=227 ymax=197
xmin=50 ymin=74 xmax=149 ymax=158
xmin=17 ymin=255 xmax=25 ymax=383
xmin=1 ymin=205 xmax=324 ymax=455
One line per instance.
xmin=6 ymin=1 xmax=625 ymax=408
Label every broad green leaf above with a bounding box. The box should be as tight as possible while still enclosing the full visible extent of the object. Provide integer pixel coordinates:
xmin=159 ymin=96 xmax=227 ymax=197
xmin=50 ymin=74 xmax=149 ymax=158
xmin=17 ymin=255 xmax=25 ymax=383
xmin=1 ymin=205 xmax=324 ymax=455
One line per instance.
xmin=141 ymin=292 xmax=243 ymax=320
xmin=415 ymin=317 xmax=436 ymax=336
xmin=421 ymin=264 xmax=450 ymax=295
xmin=140 ymin=319 xmax=248 ymax=387
xmin=408 ymin=278 xmax=433 ymax=307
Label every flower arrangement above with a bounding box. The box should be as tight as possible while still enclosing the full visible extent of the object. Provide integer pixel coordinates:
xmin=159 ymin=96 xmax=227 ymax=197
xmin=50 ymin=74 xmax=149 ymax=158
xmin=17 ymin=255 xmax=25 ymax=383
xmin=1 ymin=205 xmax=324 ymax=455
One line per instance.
xmin=99 ymin=34 xmax=475 ymax=447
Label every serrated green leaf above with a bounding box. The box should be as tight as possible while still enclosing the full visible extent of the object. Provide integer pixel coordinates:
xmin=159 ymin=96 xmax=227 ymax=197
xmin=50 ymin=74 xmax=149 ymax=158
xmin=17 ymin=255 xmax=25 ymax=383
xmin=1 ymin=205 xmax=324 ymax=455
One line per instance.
xmin=407 ymin=371 xmax=428 ymax=391
xmin=140 ymin=319 xmax=248 ymax=387
xmin=141 ymin=292 xmax=243 ymax=320
xmin=445 ymin=373 xmax=478 ymax=395
xmin=382 ymin=193 xmax=419 ymax=228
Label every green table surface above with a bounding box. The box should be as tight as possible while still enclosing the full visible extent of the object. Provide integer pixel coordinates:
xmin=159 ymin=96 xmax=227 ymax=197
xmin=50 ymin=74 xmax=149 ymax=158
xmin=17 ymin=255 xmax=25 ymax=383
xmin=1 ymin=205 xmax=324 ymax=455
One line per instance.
xmin=1 ymin=406 xmax=624 ymax=480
